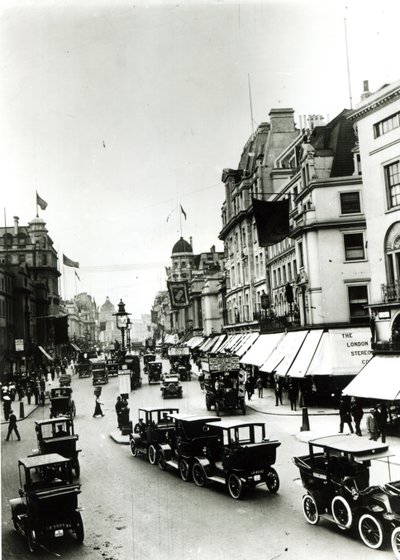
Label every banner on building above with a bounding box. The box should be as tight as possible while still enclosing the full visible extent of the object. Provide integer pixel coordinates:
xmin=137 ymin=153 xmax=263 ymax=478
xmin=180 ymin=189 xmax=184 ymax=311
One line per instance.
xmin=54 ymin=316 xmax=69 ymax=344
xmin=151 ymin=310 xmax=159 ymax=323
xmin=252 ymin=197 xmax=289 ymax=246
xmin=167 ymin=280 xmax=190 ymax=309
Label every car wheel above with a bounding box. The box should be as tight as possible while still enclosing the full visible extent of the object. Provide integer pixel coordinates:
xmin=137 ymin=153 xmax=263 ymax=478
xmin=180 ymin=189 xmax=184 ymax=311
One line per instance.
xmin=358 ymin=513 xmax=384 ymax=549
xmin=72 ymin=512 xmax=84 ymax=543
xmin=302 ymin=494 xmax=319 ymax=525
xmin=179 ymin=458 xmax=191 ymax=482
xmin=158 ymin=451 xmax=167 ymax=471
xmin=228 ymin=473 xmax=243 ymax=500
xmin=130 ymin=439 xmax=138 ymax=457
xmin=148 ymin=445 xmax=157 ymax=465
xmin=192 ymin=462 xmax=206 ymax=487
xmin=215 ymin=401 xmax=220 ymax=417
xmin=391 ymin=526 xmax=400 ymax=559
xmin=74 ymin=459 xmax=80 ymax=479
xmin=265 ymin=467 xmax=280 ymax=493
xmin=12 ymin=503 xmax=26 ymax=532
xmin=26 ymin=525 xmax=37 ymax=553
xmin=206 ymin=396 xmax=211 ymax=411
xmin=331 ymin=496 xmax=352 ymax=530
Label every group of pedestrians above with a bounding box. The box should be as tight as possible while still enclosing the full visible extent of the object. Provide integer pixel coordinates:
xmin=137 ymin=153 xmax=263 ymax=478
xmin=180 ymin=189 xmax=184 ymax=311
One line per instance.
xmin=339 ymin=395 xmax=387 ymax=442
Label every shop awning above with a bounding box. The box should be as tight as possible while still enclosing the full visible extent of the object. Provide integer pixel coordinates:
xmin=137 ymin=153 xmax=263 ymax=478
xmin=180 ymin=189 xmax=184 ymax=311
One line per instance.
xmin=234 ymin=333 xmax=259 ymax=358
xmin=70 ymin=342 xmax=81 ymax=352
xmin=38 ymin=346 xmax=54 ymax=361
xmin=200 ymin=336 xmax=219 ymax=352
xmin=307 ymin=327 xmax=372 ymax=377
xmin=186 ymin=336 xmax=204 ymax=349
xmin=240 ymin=333 xmax=284 ymax=367
xmin=217 ymin=335 xmax=234 ymax=353
xmin=225 ymin=334 xmax=243 ymax=352
xmin=209 ymin=335 xmax=227 ymax=353
xmin=260 ymin=330 xmax=308 ymax=375
xmin=286 ymin=330 xmax=324 ymax=378
xmin=342 ymin=355 xmax=400 ymax=401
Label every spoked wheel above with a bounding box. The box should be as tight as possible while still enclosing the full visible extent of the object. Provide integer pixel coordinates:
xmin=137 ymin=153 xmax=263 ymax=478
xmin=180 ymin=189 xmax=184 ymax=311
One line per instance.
xmin=72 ymin=512 xmax=84 ymax=543
xmin=158 ymin=451 xmax=167 ymax=471
xmin=228 ymin=473 xmax=243 ymax=500
xmin=130 ymin=439 xmax=138 ymax=457
xmin=331 ymin=496 xmax=352 ymax=530
xmin=26 ymin=526 xmax=37 ymax=552
xmin=148 ymin=444 xmax=157 ymax=465
xmin=192 ymin=463 xmax=206 ymax=487
xmin=358 ymin=514 xmax=384 ymax=549
xmin=73 ymin=458 xmax=80 ymax=479
xmin=391 ymin=526 xmax=400 ymax=559
xmin=215 ymin=401 xmax=220 ymax=417
xmin=265 ymin=467 xmax=280 ymax=493
xmin=179 ymin=458 xmax=191 ymax=482
xmin=302 ymin=494 xmax=319 ymax=525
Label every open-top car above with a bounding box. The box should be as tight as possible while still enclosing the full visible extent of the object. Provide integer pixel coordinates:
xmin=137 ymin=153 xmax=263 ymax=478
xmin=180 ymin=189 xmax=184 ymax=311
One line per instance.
xmin=129 ymin=407 xmax=179 ymax=464
xmin=160 ymin=375 xmax=183 ymax=399
xmin=76 ymin=362 xmax=91 ymax=378
xmin=143 ymin=353 xmax=156 ymax=374
xmin=49 ymin=387 xmax=76 ymax=418
xmin=158 ymin=414 xmax=221 ymax=480
xmin=33 ymin=417 xmax=81 ymax=478
xmin=9 ymin=453 xmax=84 ymax=552
xmin=148 ymin=361 xmax=162 ymax=384
xmin=191 ymin=419 xmax=281 ymax=500
xmin=293 ymin=434 xmax=400 ymax=557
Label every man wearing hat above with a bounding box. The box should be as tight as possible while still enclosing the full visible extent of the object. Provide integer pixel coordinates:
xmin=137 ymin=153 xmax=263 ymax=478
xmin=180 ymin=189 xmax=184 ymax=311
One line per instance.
xmin=5 ymin=409 xmax=21 ymax=441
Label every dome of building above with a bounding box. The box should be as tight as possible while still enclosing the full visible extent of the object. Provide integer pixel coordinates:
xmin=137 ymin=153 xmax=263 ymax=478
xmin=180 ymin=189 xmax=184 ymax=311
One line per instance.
xmin=100 ymin=296 xmax=115 ymax=312
xmin=172 ymin=237 xmax=192 ymax=255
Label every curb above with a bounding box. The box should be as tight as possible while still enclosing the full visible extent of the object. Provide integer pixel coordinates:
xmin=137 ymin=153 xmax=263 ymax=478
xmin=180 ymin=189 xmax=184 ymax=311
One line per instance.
xmin=1 ymin=403 xmax=42 ymax=425
xmin=109 ymin=431 xmax=130 ymax=445
xmin=247 ymin=404 xmax=338 ymax=417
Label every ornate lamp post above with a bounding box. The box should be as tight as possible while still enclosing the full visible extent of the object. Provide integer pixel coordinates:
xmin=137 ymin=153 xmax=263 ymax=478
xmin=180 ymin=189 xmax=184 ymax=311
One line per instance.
xmin=113 ymin=300 xmax=131 ymax=351
xmin=126 ymin=318 xmax=132 ymax=353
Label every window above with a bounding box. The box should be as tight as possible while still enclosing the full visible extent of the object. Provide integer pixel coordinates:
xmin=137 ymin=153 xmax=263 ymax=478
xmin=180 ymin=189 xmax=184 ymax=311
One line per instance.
xmin=340 ymin=192 xmax=361 ymax=214
xmin=374 ymin=111 xmax=400 ymax=138
xmin=348 ymin=285 xmax=369 ymax=323
xmin=386 ymin=161 xmax=400 ymax=208
xmin=298 ymin=242 xmax=304 ymax=268
xmin=273 ymin=270 xmax=277 ymax=287
xmin=344 ymin=233 xmax=365 ymax=261
xmin=19 ymin=254 xmax=25 ymax=264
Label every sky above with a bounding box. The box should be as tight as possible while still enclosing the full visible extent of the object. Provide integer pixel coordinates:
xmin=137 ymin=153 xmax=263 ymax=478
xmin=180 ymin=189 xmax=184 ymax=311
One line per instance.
xmin=1 ymin=0 xmax=399 ymax=318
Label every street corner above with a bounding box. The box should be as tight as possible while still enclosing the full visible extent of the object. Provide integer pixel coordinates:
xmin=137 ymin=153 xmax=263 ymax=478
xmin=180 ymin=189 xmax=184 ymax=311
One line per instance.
xmin=109 ymin=430 xmax=130 ymax=445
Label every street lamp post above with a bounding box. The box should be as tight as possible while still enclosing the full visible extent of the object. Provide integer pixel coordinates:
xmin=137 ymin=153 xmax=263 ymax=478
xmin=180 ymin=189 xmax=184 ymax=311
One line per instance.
xmin=113 ymin=300 xmax=131 ymax=351
xmin=126 ymin=318 xmax=132 ymax=353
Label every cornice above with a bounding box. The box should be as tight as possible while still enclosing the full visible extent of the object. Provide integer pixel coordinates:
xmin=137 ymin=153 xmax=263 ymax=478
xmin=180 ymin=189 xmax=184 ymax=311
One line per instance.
xmin=349 ymin=86 xmax=400 ymax=121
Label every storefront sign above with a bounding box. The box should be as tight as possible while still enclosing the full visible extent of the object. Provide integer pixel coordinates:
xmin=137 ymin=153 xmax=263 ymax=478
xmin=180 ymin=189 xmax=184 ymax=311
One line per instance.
xmin=15 ymin=339 xmax=24 ymax=352
xmin=203 ymin=355 xmax=240 ymax=373
xmin=330 ymin=327 xmax=372 ymax=374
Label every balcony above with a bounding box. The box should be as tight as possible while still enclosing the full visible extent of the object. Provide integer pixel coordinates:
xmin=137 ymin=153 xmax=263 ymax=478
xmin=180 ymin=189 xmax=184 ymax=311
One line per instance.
xmin=253 ymin=310 xmax=300 ymax=332
xmin=381 ymin=283 xmax=400 ymax=303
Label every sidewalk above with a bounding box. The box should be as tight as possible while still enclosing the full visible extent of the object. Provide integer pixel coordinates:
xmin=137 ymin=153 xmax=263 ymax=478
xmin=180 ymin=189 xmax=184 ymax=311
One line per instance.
xmin=1 ymin=397 xmax=41 ymax=424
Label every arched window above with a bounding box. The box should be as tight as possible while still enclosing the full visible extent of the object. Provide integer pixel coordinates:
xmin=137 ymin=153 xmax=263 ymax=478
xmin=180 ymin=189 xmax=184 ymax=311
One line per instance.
xmin=384 ymin=222 xmax=400 ymax=286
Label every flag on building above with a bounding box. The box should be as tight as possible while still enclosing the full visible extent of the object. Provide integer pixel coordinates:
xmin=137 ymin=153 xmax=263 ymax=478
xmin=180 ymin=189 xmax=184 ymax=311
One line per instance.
xmin=36 ymin=192 xmax=48 ymax=210
xmin=167 ymin=280 xmax=190 ymax=309
xmin=252 ymin=197 xmax=290 ymax=247
xmin=54 ymin=316 xmax=69 ymax=344
xmin=180 ymin=204 xmax=187 ymax=220
xmin=151 ymin=310 xmax=159 ymax=323
xmin=75 ymin=270 xmax=80 ymax=281
xmin=63 ymin=254 xmax=80 ymax=268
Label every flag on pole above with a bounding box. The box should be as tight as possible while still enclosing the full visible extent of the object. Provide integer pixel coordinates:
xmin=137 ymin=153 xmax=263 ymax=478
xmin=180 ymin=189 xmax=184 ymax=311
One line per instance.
xmin=63 ymin=254 xmax=80 ymax=268
xmin=252 ymin=197 xmax=289 ymax=246
xmin=36 ymin=192 xmax=48 ymax=210
xmin=75 ymin=270 xmax=80 ymax=281
xmin=180 ymin=204 xmax=187 ymax=220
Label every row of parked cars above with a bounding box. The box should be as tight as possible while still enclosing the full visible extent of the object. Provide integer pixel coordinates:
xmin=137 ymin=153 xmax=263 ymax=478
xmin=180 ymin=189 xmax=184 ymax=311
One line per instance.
xmin=127 ymin=405 xmax=400 ymax=558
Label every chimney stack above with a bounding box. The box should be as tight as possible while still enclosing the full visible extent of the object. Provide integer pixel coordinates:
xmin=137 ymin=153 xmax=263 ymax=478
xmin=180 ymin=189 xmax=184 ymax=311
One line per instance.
xmin=361 ymin=80 xmax=371 ymax=101
xmin=189 ymin=236 xmax=193 ymax=250
xmin=13 ymin=216 xmax=19 ymax=235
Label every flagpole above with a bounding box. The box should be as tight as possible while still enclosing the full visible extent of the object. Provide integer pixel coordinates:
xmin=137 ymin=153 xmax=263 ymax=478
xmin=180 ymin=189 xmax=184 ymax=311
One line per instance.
xmin=35 ymin=190 xmax=38 ymax=217
xmin=179 ymin=205 xmax=182 ymax=237
xmin=74 ymin=269 xmax=77 ymax=296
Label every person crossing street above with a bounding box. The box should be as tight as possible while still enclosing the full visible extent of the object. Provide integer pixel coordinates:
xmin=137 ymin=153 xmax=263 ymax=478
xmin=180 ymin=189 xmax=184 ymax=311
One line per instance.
xmin=5 ymin=410 xmax=21 ymax=441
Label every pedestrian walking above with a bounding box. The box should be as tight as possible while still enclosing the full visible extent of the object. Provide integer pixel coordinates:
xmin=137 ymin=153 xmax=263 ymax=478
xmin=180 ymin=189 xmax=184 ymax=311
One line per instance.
xmin=5 ymin=410 xmax=20 ymax=441
xmin=375 ymin=403 xmax=387 ymax=443
xmin=339 ymin=396 xmax=354 ymax=433
xmin=93 ymin=396 xmax=104 ymax=417
xmin=115 ymin=396 xmax=123 ymax=428
xmin=350 ymin=397 xmax=364 ymax=436
xmin=287 ymin=377 xmax=298 ymax=411
xmin=245 ymin=377 xmax=254 ymax=400
xmin=273 ymin=373 xmax=282 ymax=406
xmin=256 ymin=376 xmax=263 ymax=398
xmin=366 ymin=408 xmax=379 ymax=441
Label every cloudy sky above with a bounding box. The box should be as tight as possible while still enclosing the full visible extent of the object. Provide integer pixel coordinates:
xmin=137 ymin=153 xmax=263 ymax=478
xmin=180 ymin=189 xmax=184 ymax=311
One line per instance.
xmin=1 ymin=0 xmax=399 ymax=317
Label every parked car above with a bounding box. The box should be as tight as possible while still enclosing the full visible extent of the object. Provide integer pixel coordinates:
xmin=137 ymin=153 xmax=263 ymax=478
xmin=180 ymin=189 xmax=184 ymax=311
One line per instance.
xmin=191 ymin=419 xmax=281 ymax=500
xmin=129 ymin=407 xmax=179 ymax=464
xmin=157 ymin=413 xmax=221 ymax=480
xmin=143 ymin=353 xmax=156 ymax=374
xmin=49 ymin=387 xmax=76 ymax=418
xmin=33 ymin=417 xmax=81 ymax=478
xmin=59 ymin=371 xmax=72 ymax=387
xmin=9 ymin=453 xmax=84 ymax=552
xmin=293 ymin=434 xmax=400 ymax=557
xmin=148 ymin=361 xmax=162 ymax=384
xmin=160 ymin=375 xmax=183 ymax=399
xmin=91 ymin=360 xmax=108 ymax=385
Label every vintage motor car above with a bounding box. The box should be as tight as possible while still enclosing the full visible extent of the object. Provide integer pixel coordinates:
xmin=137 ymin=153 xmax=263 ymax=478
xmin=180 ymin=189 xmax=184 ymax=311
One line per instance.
xmin=33 ymin=417 xmax=81 ymax=478
xmin=191 ymin=420 xmax=281 ymax=499
xmin=59 ymin=371 xmax=72 ymax=387
xmin=9 ymin=453 xmax=84 ymax=552
xmin=143 ymin=353 xmax=156 ymax=374
xmin=129 ymin=407 xmax=179 ymax=464
xmin=106 ymin=362 xmax=119 ymax=377
xmin=76 ymin=362 xmax=91 ymax=378
xmin=169 ymin=346 xmax=192 ymax=381
xmin=293 ymin=434 xmax=400 ymax=557
xmin=148 ymin=361 xmax=162 ymax=384
xmin=157 ymin=414 xmax=221 ymax=480
xmin=49 ymin=387 xmax=76 ymax=418
xmin=203 ymin=356 xmax=246 ymax=416
xmin=160 ymin=375 xmax=183 ymax=399
xmin=91 ymin=359 xmax=108 ymax=385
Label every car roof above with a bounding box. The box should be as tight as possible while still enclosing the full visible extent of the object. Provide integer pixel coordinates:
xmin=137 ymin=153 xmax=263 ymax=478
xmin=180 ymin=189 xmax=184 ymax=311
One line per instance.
xmin=164 ymin=376 xmax=180 ymax=382
xmin=19 ymin=453 xmax=70 ymax=469
xmin=309 ymin=434 xmax=390 ymax=456
xmin=168 ymin=413 xmax=221 ymax=423
xmin=138 ymin=407 xmax=180 ymax=413
xmin=206 ymin=419 xmax=265 ymax=430
xmin=35 ymin=417 xmax=71 ymax=426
